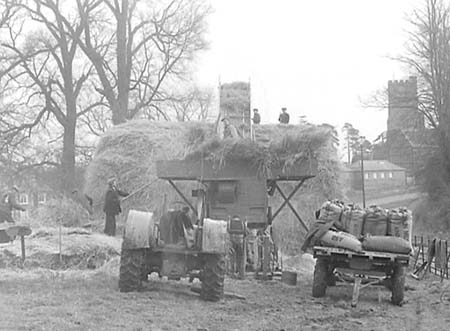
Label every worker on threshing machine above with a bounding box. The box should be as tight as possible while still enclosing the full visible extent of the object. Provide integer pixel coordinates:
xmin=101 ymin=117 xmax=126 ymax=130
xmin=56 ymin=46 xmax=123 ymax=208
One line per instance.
xmin=103 ymin=178 xmax=129 ymax=236
xmin=252 ymin=108 xmax=261 ymax=125
xmin=0 ymin=186 xmax=25 ymax=224
xmin=220 ymin=118 xmax=240 ymax=139
xmin=278 ymin=107 xmax=290 ymax=124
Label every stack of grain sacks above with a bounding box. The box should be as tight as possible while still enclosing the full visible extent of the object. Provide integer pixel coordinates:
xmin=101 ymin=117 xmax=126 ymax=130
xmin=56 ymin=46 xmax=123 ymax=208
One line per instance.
xmin=313 ymin=200 xmax=413 ymax=254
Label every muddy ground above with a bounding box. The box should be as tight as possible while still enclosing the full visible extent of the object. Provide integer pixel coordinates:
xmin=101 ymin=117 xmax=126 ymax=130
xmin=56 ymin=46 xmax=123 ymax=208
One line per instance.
xmin=1 ymin=260 xmax=449 ymax=331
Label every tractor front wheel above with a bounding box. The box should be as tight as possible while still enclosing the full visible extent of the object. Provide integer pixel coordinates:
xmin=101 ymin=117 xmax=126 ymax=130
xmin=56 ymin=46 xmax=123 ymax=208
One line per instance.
xmin=119 ymin=246 xmax=145 ymax=292
xmin=312 ymin=257 xmax=328 ymax=297
xmin=201 ymin=254 xmax=225 ymax=301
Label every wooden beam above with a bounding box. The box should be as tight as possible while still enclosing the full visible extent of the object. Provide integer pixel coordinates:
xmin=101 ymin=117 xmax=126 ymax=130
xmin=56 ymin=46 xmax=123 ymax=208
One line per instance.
xmin=274 ymin=183 xmax=309 ymax=232
xmin=271 ymin=179 xmax=306 ymax=218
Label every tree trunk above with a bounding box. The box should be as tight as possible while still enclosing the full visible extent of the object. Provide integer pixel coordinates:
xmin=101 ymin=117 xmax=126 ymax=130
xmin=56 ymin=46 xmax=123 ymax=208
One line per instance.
xmin=61 ymin=125 xmax=76 ymax=194
xmin=115 ymin=0 xmax=129 ymax=125
xmin=60 ymin=95 xmax=77 ymax=194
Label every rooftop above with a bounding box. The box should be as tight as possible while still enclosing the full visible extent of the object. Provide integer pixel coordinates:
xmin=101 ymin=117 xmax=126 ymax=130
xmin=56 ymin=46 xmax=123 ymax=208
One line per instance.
xmin=344 ymin=160 xmax=406 ymax=172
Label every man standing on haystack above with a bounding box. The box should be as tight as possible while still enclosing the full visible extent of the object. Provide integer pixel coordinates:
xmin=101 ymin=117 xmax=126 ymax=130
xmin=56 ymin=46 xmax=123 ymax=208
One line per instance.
xmin=278 ymin=107 xmax=290 ymax=124
xmin=103 ymin=178 xmax=129 ymax=236
xmin=252 ymin=108 xmax=261 ymax=125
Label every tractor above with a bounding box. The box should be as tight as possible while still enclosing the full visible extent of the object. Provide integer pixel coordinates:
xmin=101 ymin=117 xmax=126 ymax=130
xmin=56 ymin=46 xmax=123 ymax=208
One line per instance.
xmin=118 ymin=157 xmax=317 ymax=300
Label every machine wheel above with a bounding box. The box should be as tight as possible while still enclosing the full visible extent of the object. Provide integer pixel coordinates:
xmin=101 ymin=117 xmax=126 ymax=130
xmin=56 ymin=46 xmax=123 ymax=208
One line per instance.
xmin=391 ymin=264 xmax=405 ymax=306
xmin=201 ymin=254 xmax=225 ymax=301
xmin=119 ymin=246 xmax=144 ymax=292
xmin=312 ymin=257 xmax=328 ymax=297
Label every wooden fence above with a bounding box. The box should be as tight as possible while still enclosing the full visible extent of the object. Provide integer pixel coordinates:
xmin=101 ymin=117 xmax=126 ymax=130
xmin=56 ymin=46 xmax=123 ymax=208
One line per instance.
xmin=412 ymin=236 xmax=450 ymax=280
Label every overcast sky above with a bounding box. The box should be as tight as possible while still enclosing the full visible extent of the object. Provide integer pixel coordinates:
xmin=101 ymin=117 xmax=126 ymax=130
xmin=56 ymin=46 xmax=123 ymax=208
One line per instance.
xmin=194 ymin=0 xmax=422 ymax=141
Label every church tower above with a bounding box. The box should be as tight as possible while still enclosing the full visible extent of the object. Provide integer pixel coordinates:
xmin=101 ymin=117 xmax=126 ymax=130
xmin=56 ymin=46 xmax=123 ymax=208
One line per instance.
xmin=387 ymin=76 xmax=424 ymax=132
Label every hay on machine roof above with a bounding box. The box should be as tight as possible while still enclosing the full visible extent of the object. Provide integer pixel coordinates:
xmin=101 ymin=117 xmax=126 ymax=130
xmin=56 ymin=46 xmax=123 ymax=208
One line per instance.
xmin=186 ymin=123 xmax=334 ymax=178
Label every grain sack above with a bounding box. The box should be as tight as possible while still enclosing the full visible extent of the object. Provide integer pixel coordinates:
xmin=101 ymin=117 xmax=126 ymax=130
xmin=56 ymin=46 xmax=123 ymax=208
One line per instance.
xmin=362 ymin=206 xmax=388 ymax=236
xmin=362 ymin=236 xmax=411 ymax=254
xmin=388 ymin=208 xmax=412 ymax=243
xmin=318 ymin=200 xmax=344 ymax=226
xmin=341 ymin=205 xmax=365 ymax=238
xmin=319 ymin=230 xmax=363 ymax=252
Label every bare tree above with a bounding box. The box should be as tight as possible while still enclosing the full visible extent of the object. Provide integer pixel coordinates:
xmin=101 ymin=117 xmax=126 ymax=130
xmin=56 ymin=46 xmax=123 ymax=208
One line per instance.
xmin=342 ymin=123 xmax=361 ymax=164
xmin=167 ymin=85 xmax=214 ymax=122
xmin=397 ymin=0 xmax=450 ymax=196
xmin=0 ymin=0 xmax=102 ymax=193
xmin=62 ymin=0 xmax=211 ymax=125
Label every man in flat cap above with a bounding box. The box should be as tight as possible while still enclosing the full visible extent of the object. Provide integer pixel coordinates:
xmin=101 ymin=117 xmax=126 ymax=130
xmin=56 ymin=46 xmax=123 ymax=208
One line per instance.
xmin=103 ymin=178 xmax=129 ymax=236
xmin=252 ymin=108 xmax=261 ymax=125
xmin=278 ymin=107 xmax=290 ymax=124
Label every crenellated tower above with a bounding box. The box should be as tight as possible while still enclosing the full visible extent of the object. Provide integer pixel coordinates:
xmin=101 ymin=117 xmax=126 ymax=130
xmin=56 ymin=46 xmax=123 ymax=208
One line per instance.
xmin=387 ymin=76 xmax=424 ymax=132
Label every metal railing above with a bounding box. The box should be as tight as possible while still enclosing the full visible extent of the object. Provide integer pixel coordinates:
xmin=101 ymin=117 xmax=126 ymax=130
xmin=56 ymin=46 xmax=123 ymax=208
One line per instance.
xmin=412 ymin=236 xmax=450 ymax=280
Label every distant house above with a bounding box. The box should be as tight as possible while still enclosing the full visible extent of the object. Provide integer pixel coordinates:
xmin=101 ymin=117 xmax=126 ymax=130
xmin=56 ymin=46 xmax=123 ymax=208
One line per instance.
xmin=10 ymin=184 xmax=54 ymax=221
xmin=342 ymin=160 xmax=407 ymax=191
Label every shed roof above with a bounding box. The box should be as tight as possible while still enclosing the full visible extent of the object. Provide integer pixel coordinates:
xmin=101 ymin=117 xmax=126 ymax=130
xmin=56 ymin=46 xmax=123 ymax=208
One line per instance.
xmin=345 ymin=160 xmax=406 ymax=172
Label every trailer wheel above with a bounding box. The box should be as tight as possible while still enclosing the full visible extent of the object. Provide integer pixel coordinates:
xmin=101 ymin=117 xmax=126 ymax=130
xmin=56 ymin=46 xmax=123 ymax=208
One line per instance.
xmin=391 ymin=264 xmax=405 ymax=306
xmin=119 ymin=246 xmax=144 ymax=292
xmin=312 ymin=257 xmax=328 ymax=297
xmin=201 ymin=254 xmax=225 ymax=301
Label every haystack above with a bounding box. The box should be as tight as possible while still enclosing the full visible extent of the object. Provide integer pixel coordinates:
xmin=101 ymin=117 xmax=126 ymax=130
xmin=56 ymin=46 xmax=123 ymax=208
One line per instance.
xmin=85 ymin=120 xmax=214 ymax=218
xmin=0 ymin=227 xmax=121 ymax=269
xmin=85 ymin=120 xmax=343 ymax=254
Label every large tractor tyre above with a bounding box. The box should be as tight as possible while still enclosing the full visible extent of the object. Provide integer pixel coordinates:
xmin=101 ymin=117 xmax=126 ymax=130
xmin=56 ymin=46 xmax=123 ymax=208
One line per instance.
xmin=201 ymin=254 xmax=226 ymax=302
xmin=391 ymin=264 xmax=406 ymax=306
xmin=312 ymin=257 xmax=328 ymax=298
xmin=119 ymin=248 xmax=145 ymax=292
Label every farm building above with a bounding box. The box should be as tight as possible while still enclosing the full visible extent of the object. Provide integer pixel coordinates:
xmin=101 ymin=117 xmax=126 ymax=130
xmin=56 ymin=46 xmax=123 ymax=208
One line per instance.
xmin=342 ymin=160 xmax=407 ymax=191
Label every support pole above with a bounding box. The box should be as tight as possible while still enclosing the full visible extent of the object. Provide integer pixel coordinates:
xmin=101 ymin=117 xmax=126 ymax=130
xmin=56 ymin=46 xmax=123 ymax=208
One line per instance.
xmin=20 ymin=235 xmax=25 ymax=261
xmin=262 ymin=236 xmax=270 ymax=280
xmin=360 ymin=141 xmax=366 ymax=208
xmin=351 ymin=277 xmax=362 ymax=307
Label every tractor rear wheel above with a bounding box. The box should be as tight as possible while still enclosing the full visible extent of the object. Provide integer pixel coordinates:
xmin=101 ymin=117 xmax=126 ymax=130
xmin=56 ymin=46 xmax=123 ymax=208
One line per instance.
xmin=391 ymin=264 xmax=405 ymax=306
xmin=312 ymin=257 xmax=328 ymax=297
xmin=119 ymin=246 xmax=144 ymax=292
xmin=201 ymin=254 xmax=225 ymax=301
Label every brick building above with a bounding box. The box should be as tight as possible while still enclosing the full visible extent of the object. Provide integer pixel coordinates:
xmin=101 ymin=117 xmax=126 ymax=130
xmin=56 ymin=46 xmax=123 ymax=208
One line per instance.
xmin=343 ymin=160 xmax=407 ymax=191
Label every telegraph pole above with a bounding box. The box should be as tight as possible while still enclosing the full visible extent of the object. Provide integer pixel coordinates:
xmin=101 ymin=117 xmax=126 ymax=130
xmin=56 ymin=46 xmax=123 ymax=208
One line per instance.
xmin=360 ymin=136 xmax=366 ymax=208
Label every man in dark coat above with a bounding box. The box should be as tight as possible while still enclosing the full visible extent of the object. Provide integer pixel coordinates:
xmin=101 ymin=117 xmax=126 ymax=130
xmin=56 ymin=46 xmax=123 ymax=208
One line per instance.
xmin=278 ymin=107 xmax=290 ymax=124
xmin=0 ymin=186 xmax=25 ymax=224
xmin=103 ymin=178 xmax=128 ymax=236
